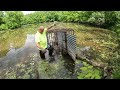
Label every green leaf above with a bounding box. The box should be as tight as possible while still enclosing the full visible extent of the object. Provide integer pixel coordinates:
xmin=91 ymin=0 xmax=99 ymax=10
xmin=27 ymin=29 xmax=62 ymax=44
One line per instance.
xmin=88 ymin=70 xmax=94 ymax=74
xmin=94 ymin=69 xmax=100 ymax=75
xmin=83 ymin=62 xmax=89 ymax=66
xmin=87 ymin=66 xmax=93 ymax=69
xmin=80 ymin=67 xmax=88 ymax=71
xmin=78 ymin=76 xmax=84 ymax=79
xmin=95 ymin=75 xmax=101 ymax=79
xmin=91 ymin=75 xmax=95 ymax=79
xmin=85 ymin=73 xmax=92 ymax=78
xmin=77 ymin=73 xmax=85 ymax=79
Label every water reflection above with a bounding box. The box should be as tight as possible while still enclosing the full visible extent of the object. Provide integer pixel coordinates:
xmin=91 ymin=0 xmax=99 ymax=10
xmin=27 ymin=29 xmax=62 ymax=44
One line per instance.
xmin=0 ymin=30 xmax=26 ymax=58
xmin=0 ymin=34 xmax=40 ymax=72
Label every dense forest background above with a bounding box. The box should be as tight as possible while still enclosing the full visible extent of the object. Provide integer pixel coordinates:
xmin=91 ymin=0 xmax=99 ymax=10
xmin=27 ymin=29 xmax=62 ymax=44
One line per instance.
xmin=0 ymin=11 xmax=120 ymax=41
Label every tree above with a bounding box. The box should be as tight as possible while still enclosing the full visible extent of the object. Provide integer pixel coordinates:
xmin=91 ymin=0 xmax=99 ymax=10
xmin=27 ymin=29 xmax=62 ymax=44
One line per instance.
xmin=0 ymin=11 xmax=4 ymax=25
xmin=88 ymin=11 xmax=105 ymax=26
xmin=104 ymin=11 xmax=119 ymax=28
xmin=4 ymin=11 xmax=24 ymax=29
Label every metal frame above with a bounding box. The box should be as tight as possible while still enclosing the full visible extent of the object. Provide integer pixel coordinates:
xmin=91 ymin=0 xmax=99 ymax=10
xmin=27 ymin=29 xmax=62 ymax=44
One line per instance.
xmin=47 ymin=28 xmax=76 ymax=60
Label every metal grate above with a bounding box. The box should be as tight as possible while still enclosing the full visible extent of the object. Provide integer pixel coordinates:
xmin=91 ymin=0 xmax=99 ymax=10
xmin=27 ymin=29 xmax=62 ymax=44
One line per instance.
xmin=47 ymin=28 xmax=76 ymax=60
xmin=67 ymin=34 xmax=77 ymax=61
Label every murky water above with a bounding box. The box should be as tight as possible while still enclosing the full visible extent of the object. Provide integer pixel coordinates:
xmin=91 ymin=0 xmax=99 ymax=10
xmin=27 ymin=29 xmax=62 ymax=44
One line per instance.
xmin=0 ymin=23 xmax=77 ymax=79
xmin=0 ymin=22 xmax=118 ymax=79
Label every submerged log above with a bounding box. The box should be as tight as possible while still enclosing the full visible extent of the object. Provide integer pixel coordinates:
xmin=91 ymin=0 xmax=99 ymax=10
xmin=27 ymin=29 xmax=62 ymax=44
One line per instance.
xmin=76 ymin=46 xmax=108 ymax=68
xmin=76 ymin=56 xmax=114 ymax=79
xmin=76 ymin=56 xmax=108 ymax=69
xmin=76 ymin=46 xmax=113 ymax=79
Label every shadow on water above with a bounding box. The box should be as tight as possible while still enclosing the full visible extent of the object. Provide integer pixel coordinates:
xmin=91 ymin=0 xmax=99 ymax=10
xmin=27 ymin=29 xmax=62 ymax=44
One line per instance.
xmin=62 ymin=54 xmax=75 ymax=76
xmin=49 ymin=57 xmax=55 ymax=63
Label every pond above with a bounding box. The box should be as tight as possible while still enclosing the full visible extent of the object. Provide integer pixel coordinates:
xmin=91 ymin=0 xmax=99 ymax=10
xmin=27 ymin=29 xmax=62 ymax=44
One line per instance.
xmin=0 ymin=22 xmax=118 ymax=79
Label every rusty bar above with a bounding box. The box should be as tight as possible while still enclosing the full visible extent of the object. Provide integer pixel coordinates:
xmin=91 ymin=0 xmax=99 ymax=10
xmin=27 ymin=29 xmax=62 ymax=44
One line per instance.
xmin=71 ymin=31 xmax=72 ymax=35
xmin=50 ymin=32 xmax=52 ymax=45
xmin=49 ymin=33 xmax=51 ymax=45
xmin=48 ymin=33 xmax=50 ymax=45
xmin=70 ymin=31 xmax=72 ymax=35
xmin=51 ymin=32 xmax=54 ymax=45
xmin=64 ymin=32 xmax=67 ymax=52
xmin=56 ymin=32 xmax=58 ymax=45
xmin=48 ymin=33 xmax=49 ymax=45
xmin=68 ymin=31 xmax=70 ymax=34
xmin=53 ymin=33 xmax=55 ymax=46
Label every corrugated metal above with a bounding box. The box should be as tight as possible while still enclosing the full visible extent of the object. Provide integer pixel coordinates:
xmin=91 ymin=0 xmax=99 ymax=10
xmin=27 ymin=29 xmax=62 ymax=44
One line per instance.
xmin=67 ymin=34 xmax=77 ymax=61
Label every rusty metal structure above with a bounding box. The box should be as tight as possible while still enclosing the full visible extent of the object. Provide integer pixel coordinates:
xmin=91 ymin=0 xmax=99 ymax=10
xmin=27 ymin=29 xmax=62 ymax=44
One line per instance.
xmin=47 ymin=28 xmax=77 ymax=61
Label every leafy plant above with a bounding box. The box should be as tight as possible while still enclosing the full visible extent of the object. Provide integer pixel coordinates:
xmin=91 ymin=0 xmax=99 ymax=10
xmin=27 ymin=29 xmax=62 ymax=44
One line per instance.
xmin=4 ymin=11 xmax=24 ymax=29
xmin=0 ymin=24 xmax=8 ymax=30
xmin=77 ymin=62 xmax=102 ymax=79
xmin=88 ymin=11 xmax=105 ymax=26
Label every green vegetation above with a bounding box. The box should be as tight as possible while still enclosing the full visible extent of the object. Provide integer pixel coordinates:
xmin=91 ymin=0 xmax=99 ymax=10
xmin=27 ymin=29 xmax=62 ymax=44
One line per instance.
xmin=0 ymin=11 xmax=4 ymax=25
xmin=0 ymin=11 xmax=23 ymax=30
xmin=77 ymin=62 xmax=102 ymax=79
xmin=0 ymin=11 xmax=119 ymax=29
xmin=0 ymin=11 xmax=120 ymax=79
xmin=0 ymin=11 xmax=120 ymax=42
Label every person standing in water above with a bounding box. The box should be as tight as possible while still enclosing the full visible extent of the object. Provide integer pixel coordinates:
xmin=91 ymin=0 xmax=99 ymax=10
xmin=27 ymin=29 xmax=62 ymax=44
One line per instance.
xmin=35 ymin=23 xmax=56 ymax=60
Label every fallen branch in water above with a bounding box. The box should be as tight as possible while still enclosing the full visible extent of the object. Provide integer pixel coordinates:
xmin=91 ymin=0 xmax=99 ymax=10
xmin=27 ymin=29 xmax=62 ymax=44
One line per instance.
xmin=76 ymin=46 xmax=114 ymax=79
xmin=76 ymin=56 xmax=113 ymax=79
xmin=76 ymin=56 xmax=107 ymax=69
